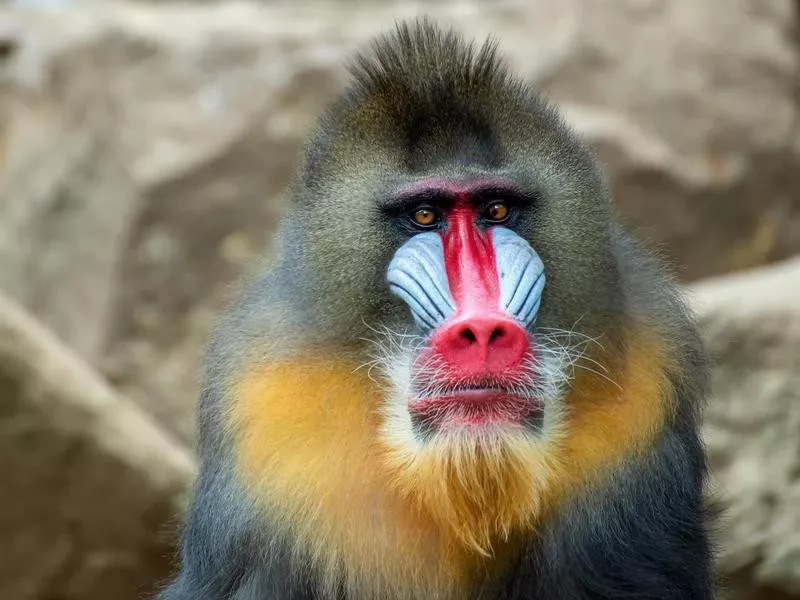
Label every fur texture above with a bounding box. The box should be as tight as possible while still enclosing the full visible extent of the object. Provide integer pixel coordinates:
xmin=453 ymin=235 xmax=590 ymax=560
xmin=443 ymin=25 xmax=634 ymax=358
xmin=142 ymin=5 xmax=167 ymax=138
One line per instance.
xmin=157 ymin=19 xmax=714 ymax=600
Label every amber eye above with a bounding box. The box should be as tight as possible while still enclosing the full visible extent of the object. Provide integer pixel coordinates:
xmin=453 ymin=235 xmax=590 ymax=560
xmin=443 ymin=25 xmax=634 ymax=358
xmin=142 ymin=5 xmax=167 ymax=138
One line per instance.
xmin=412 ymin=207 xmax=439 ymax=227
xmin=485 ymin=201 xmax=510 ymax=222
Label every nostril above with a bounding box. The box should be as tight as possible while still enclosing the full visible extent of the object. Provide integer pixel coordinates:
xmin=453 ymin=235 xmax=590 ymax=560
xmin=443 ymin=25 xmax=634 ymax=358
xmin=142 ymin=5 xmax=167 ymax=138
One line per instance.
xmin=488 ymin=327 xmax=504 ymax=344
xmin=433 ymin=316 xmax=529 ymax=372
xmin=460 ymin=327 xmax=477 ymax=343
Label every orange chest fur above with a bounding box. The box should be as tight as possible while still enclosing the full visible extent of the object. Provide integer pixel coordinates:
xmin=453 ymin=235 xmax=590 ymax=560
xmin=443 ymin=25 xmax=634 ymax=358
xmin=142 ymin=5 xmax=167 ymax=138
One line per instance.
xmin=229 ymin=361 xmax=491 ymax=597
xmin=228 ymin=331 xmax=670 ymax=598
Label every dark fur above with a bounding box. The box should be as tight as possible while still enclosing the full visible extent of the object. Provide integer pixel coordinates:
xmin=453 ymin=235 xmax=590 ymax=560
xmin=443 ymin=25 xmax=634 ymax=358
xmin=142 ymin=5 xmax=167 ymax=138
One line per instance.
xmin=157 ymin=20 xmax=714 ymax=599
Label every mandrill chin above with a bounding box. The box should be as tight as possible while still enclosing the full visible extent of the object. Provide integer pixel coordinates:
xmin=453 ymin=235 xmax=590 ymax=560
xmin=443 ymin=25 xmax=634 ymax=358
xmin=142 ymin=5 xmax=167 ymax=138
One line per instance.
xmin=157 ymin=18 xmax=715 ymax=600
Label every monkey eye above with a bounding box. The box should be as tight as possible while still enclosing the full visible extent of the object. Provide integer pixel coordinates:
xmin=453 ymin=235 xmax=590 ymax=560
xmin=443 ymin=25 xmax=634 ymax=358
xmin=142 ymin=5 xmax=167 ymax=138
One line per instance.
xmin=484 ymin=201 xmax=510 ymax=223
xmin=411 ymin=206 xmax=441 ymax=228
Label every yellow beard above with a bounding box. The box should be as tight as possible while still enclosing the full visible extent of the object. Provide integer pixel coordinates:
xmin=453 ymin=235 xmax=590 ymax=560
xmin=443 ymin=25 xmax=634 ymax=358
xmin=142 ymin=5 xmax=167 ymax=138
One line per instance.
xmin=227 ymin=327 xmax=670 ymax=599
xmin=380 ymin=422 xmax=554 ymax=555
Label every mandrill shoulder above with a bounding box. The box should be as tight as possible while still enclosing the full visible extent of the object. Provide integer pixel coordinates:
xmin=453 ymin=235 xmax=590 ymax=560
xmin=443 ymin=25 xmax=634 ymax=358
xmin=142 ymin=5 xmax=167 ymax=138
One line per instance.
xmin=505 ymin=422 xmax=715 ymax=600
xmin=610 ymin=222 xmax=708 ymax=395
xmin=509 ymin=222 xmax=715 ymax=598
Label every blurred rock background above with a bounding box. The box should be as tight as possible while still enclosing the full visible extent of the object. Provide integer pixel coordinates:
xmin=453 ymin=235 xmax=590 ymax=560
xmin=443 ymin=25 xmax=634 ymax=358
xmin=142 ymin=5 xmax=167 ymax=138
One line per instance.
xmin=0 ymin=0 xmax=798 ymax=598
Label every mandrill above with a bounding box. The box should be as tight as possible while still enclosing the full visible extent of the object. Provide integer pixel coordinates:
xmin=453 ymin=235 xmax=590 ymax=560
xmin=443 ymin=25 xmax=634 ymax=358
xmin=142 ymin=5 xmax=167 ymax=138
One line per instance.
xmin=158 ymin=19 xmax=715 ymax=600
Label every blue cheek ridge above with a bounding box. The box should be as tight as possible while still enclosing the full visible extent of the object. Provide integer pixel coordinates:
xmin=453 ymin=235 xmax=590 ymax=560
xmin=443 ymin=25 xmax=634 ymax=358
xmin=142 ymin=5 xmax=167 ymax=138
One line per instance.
xmin=519 ymin=275 xmax=545 ymax=325
xmin=386 ymin=232 xmax=455 ymax=331
xmin=389 ymin=269 xmax=444 ymax=326
xmin=492 ymin=227 xmax=546 ymax=326
xmin=386 ymin=228 xmax=545 ymax=331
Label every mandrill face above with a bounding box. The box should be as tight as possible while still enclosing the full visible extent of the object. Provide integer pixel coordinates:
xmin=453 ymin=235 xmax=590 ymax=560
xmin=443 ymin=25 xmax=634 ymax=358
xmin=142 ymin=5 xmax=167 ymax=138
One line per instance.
xmin=383 ymin=179 xmax=556 ymax=438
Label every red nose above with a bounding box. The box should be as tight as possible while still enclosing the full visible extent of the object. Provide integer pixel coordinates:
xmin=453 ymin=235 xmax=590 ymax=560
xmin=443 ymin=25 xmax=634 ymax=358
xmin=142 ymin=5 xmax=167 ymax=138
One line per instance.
xmin=432 ymin=314 xmax=529 ymax=375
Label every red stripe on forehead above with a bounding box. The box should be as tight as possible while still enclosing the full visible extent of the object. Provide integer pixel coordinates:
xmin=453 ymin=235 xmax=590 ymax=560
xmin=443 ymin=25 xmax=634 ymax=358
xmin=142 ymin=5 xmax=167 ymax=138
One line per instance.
xmin=441 ymin=205 xmax=500 ymax=312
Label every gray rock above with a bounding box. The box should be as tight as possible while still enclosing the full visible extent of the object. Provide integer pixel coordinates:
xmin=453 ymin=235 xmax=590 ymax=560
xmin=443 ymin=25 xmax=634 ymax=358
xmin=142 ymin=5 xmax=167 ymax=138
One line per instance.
xmin=690 ymin=258 xmax=800 ymax=598
xmin=0 ymin=13 xmax=140 ymax=363
xmin=0 ymin=291 xmax=194 ymax=600
xmin=548 ymin=0 xmax=800 ymax=281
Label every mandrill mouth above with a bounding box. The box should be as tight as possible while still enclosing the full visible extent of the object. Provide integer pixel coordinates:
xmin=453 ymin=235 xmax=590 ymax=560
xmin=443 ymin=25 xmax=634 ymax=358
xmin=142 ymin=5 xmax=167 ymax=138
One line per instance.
xmin=405 ymin=313 xmax=547 ymax=434
xmin=408 ymin=373 xmax=545 ymax=434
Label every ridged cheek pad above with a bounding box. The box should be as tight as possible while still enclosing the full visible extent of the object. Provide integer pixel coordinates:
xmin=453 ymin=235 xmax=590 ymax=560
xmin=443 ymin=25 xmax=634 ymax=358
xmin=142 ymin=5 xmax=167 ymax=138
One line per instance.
xmin=386 ymin=227 xmax=546 ymax=333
